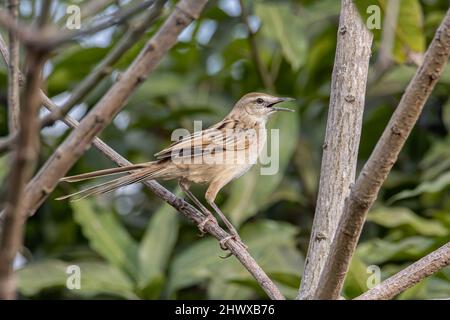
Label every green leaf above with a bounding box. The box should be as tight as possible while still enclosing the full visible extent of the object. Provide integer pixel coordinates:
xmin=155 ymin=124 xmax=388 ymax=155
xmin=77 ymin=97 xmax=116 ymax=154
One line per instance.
xmin=354 ymin=0 xmax=425 ymax=64
xmin=223 ymin=106 xmax=299 ymax=226
xmin=48 ymin=46 xmax=109 ymax=95
xmin=17 ymin=259 xmax=68 ymax=296
xmin=392 ymin=0 xmax=425 ymax=64
xmin=344 ymin=256 xmax=369 ymax=298
xmin=368 ymin=207 xmax=448 ymax=236
xmin=255 ymin=2 xmax=307 ymax=71
xmin=72 ymin=200 xmax=140 ymax=279
xmin=167 ymin=219 xmax=303 ymax=299
xmin=357 ymin=237 xmax=435 ymax=265
xmin=138 ymin=198 xmax=180 ymax=297
xmin=17 ymin=260 xmax=136 ymax=299
xmin=388 ymin=171 xmax=450 ymax=203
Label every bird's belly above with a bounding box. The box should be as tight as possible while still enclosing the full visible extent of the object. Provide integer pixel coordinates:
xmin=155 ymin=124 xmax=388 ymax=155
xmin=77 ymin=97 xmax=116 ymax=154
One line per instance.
xmin=181 ymin=163 xmax=253 ymax=185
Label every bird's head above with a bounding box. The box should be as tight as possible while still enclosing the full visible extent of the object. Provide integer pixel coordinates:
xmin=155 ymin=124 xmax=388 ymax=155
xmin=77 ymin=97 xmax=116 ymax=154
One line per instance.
xmin=232 ymin=92 xmax=295 ymax=122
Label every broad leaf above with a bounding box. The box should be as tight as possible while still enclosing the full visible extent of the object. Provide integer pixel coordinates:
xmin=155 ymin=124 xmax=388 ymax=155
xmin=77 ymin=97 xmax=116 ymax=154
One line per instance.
xmin=138 ymin=198 xmax=180 ymax=297
xmin=72 ymin=200 xmax=140 ymax=279
xmin=167 ymin=219 xmax=303 ymax=299
xmin=368 ymin=207 xmax=448 ymax=236
xmin=388 ymin=171 xmax=450 ymax=203
xmin=255 ymin=2 xmax=307 ymax=71
xmin=354 ymin=0 xmax=425 ymax=64
xmin=357 ymin=237 xmax=435 ymax=265
xmin=17 ymin=260 xmax=136 ymax=299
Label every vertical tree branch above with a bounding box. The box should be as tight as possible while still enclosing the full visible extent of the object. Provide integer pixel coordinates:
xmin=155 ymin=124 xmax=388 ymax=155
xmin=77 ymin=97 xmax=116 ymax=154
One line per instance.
xmin=315 ymin=8 xmax=450 ymax=300
xmin=297 ymin=0 xmax=373 ymax=300
xmin=0 ymin=48 xmax=46 ymax=299
xmin=356 ymin=242 xmax=450 ymax=300
xmin=7 ymin=0 xmax=20 ymax=133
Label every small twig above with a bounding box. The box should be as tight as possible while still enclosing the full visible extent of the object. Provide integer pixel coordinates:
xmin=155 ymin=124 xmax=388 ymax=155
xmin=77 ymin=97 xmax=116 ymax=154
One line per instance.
xmin=36 ymin=0 xmax=52 ymax=29
xmin=7 ymin=0 xmax=20 ymax=134
xmin=298 ymin=0 xmax=373 ymax=300
xmin=239 ymin=0 xmax=275 ymax=92
xmin=356 ymin=242 xmax=450 ymax=300
xmin=79 ymin=0 xmax=115 ymax=22
xmin=315 ymin=8 xmax=450 ymax=300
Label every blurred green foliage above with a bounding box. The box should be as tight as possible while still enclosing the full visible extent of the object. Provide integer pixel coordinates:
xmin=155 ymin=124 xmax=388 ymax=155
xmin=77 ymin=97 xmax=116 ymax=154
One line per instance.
xmin=0 ymin=0 xmax=448 ymax=299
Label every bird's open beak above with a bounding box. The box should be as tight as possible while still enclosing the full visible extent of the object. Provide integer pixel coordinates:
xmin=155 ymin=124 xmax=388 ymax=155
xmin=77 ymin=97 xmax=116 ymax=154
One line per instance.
xmin=271 ymin=97 xmax=295 ymax=112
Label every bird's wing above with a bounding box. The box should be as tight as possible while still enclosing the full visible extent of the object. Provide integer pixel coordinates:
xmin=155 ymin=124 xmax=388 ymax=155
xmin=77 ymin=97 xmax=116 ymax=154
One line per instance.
xmin=154 ymin=119 xmax=256 ymax=161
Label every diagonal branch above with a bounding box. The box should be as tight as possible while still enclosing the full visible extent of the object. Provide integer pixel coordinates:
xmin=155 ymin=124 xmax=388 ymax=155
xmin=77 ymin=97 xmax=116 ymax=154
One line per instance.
xmin=297 ymin=0 xmax=373 ymax=300
xmin=315 ymin=7 xmax=450 ymax=300
xmin=356 ymin=242 xmax=450 ymax=300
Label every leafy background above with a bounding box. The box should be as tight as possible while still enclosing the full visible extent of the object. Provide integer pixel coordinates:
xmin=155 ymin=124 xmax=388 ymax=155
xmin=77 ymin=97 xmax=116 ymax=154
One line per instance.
xmin=0 ymin=0 xmax=449 ymax=299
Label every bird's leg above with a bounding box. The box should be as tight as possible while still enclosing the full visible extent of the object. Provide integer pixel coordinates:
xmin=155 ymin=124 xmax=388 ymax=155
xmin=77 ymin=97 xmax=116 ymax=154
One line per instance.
xmin=207 ymin=200 xmax=247 ymax=250
xmin=178 ymin=179 xmax=217 ymax=235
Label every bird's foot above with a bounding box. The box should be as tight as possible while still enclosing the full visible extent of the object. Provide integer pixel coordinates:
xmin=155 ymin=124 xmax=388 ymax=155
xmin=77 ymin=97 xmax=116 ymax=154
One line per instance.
xmin=218 ymin=233 xmax=248 ymax=258
xmin=197 ymin=214 xmax=217 ymax=237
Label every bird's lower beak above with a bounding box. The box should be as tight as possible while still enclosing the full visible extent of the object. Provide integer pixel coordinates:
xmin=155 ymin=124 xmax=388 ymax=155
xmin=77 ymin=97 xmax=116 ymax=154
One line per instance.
xmin=271 ymin=97 xmax=295 ymax=112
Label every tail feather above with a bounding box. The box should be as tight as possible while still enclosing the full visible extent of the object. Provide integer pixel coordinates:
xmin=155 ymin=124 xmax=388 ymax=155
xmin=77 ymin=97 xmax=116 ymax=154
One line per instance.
xmin=60 ymin=163 xmax=150 ymax=182
xmin=57 ymin=162 xmax=169 ymax=201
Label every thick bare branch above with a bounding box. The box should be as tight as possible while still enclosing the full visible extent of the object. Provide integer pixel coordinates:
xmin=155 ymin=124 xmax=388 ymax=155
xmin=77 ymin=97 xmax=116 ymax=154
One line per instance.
xmin=297 ymin=0 xmax=373 ymax=300
xmin=315 ymin=8 xmax=450 ymax=300
xmin=0 ymin=49 xmax=46 ymax=299
xmin=356 ymin=242 xmax=450 ymax=300
xmin=7 ymin=0 xmax=20 ymax=133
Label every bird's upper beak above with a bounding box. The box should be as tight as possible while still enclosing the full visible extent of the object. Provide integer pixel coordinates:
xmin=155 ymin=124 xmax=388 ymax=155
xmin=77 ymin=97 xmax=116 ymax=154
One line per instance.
xmin=270 ymin=97 xmax=295 ymax=112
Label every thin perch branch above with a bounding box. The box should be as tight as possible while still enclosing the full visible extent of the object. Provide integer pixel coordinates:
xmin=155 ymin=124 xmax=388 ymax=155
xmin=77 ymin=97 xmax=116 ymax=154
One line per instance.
xmin=315 ymin=8 xmax=450 ymax=300
xmin=356 ymin=242 xmax=450 ymax=300
xmin=298 ymin=0 xmax=373 ymax=300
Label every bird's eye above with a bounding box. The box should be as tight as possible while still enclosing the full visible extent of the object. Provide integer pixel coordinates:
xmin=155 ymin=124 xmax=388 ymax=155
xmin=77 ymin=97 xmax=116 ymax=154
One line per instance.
xmin=256 ymin=98 xmax=264 ymax=104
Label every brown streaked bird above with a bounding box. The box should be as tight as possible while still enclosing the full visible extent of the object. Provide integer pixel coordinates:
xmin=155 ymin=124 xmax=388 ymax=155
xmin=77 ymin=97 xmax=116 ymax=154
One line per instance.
xmin=57 ymin=92 xmax=294 ymax=249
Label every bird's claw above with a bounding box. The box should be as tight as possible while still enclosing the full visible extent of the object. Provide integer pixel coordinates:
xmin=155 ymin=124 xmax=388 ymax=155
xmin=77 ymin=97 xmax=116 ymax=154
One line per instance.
xmin=197 ymin=215 xmax=216 ymax=237
xmin=218 ymin=234 xmax=248 ymax=258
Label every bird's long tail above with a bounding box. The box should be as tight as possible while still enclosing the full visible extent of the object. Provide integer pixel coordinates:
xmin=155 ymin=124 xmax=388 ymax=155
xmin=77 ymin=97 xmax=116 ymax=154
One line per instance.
xmin=56 ymin=162 xmax=169 ymax=201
